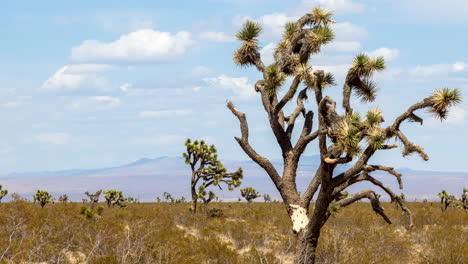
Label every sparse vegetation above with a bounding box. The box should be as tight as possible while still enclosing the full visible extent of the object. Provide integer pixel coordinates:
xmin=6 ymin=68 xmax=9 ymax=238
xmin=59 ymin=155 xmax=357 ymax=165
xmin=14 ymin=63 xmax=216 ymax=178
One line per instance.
xmin=0 ymin=201 xmax=465 ymax=263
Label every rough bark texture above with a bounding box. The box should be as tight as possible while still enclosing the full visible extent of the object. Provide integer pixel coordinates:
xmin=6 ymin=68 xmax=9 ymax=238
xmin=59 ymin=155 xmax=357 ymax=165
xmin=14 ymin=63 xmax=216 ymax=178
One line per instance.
xmin=228 ymin=7 xmax=460 ymax=264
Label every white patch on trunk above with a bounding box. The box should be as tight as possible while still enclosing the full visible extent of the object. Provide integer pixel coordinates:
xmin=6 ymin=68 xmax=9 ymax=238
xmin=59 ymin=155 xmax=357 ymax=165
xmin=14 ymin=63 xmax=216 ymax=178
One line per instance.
xmin=290 ymin=204 xmax=309 ymax=233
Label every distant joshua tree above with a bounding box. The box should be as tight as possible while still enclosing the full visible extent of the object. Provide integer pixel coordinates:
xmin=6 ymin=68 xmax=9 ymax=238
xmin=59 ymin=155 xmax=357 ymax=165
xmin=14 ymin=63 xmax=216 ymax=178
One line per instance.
xmin=263 ymin=193 xmax=272 ymax=203
xmin=240 ymin=187 xmax=260 ymax=202
xmin=461 ymin=188 xmax=467 ymax=210
xmin=127 ymin=197 xmax=139 ymax=204
xmin=227 ymin=6 xmax=461 ymax=263
xmin=438 ymin=190 xmax=456 ymax=211
xmin=85 ymin=190 xmax=102 ymax=210
xmin=183 ymin=139 xmax=243 ymax=213
xmin=163 ymin=192 xmax=175 ymax=203
xmin=33 ymin=190 xmax=52 ymax=208
xmin=58 ymin=194 xmax=69 ymax=203
xmin=0 ymin=184 xmax=8 ymax=203
xmin=104 ymin=190 xmax=126 ymax=208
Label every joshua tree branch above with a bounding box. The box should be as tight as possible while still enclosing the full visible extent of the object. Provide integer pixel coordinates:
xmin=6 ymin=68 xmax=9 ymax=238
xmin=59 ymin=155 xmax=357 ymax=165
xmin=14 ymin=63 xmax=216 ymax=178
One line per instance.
xmin=302 ymin=166 xmax=323 ymax=204
xmin=363 ymin=164 xmax=403 ymax=189
xmin=275 ymin=76 xmax=302 ymax=114
xmin=394 ymin=130 xmax=429 ymax=161
xmin=389 ymin=98 xmax=432 ymax=131
xmin=285 ymin=88 xmax=307 ymax=139
xmin=334 ymin=189 xmax=392 ymax=224
xmin=227 ymin=99 xmax=283 ymax=190
xmin=342 ymin=82 xmax=353 ymax=114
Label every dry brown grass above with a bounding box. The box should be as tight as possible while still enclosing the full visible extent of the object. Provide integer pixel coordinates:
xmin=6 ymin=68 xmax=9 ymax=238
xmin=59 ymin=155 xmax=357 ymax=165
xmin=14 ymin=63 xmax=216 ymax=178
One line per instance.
xmin=0 ymin=201 xmax=466 ymax=264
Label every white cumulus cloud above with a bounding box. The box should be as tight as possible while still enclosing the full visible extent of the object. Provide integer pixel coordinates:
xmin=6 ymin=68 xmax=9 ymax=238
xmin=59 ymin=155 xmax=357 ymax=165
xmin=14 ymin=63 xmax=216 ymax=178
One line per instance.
xmin=368 ymin=47 xmax=400 ymax=61
xmin=41 ymin=64 xmax=114 ymax=91
xmin=203 ymin=74 xmax=256 ymax=100
xmin=71 ymin=29 xmax=194 ymax=63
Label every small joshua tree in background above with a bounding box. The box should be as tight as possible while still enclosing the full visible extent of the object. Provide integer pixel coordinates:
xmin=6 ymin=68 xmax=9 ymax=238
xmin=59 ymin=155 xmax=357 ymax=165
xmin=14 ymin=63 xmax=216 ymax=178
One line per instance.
xmin=438 ymin=190 xmax=455 ymax=212
xmin=461 ymin=188 xmax=467 ymax=210
xmin=0 ymin=184 xmax=8 ymax=203
xmin=241 ymin=187 xmax=260 ymax=202
xmin=104 ymin=190 xmax=126 ymax=208
xmin=183 ymin=139 xmax=243 ymax=213
xmin=127 ymin=197 xmax=139 ymax=204
xmin=263 ymin=193 xmax=272 ymax=203
xmin=33 ymin=190 xmax=52 ymax=208
xmin=58 ymin=194 xmax=69 ymax=203
xmin=85 ymin=190 xmax=102 ymax=210
xmin=163 ymin=192 xmax=175 ymax=203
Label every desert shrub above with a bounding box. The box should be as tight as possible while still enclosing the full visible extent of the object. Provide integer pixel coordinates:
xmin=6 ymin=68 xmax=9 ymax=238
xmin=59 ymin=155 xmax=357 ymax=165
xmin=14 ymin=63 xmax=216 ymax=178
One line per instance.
xmin=97 ymin=205 xmax=105 ymax=216
xmin=207 ymin=208 xmax=224 ymax=218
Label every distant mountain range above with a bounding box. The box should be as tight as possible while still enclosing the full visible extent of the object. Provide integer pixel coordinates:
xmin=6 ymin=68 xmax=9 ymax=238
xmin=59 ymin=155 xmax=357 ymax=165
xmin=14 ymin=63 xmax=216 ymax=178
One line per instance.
xmin=1 ymin=156 xmax=466 ymax=202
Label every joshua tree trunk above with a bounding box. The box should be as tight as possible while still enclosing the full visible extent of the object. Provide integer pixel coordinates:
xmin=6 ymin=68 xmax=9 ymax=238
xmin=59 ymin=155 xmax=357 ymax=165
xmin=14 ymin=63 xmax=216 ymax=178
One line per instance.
xmin=191 ymin=181 xmax=198 ymax=213
xmin=228 ymin=6 xmax=460 ymax=263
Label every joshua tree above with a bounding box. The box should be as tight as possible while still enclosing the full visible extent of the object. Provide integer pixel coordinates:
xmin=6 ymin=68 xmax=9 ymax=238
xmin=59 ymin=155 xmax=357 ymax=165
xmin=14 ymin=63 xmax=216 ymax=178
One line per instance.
xmin=438 ymin=190 xmax=455 ymax=211
xmin=163 ymin=192 xmax=175 ymax=203
xmin=33 ymin=190 xmax=52 ymax=208
xmin=58 ymin=194 xmax=69 ymax=203
xmin=263 ymin=193 xmax=272 ymax=203
xmin=0 ymin=184 xmax=8 ymax=203
xmin=127 ymin=197 xmax=139 ymax=204
xmin=183 ymin=139 xmax=243 ymax=213
xmin=227 ymin=7 xmax=461 ymax=263
xmin=240 ymin=187 xmax=260 ymax=202
xmin=85 ymin=190 xmax=102 ymax=210
xmin=104 ymin=190 xmax=126 ymax=208
xmin=461 ymin=188 xmax=467 ymax=210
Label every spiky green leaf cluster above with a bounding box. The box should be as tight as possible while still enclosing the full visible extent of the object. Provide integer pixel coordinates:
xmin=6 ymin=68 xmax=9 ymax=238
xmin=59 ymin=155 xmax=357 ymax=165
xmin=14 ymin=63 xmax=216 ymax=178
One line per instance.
xmin=236 ymin=20 xmax=262 ymax=42
xmin=301 ymin=7 xmax=335 ymax=27
xmin=346 ymin=54 xmax=386 ymax=102
xmin=233 ymin=20 xmax=262 ymax=67
xmin=283 ymin=21 xmax=296 ymax=40
xmin=350 ymin=54 xmax=386 ymax=77
xmin=265 ymin=64 xmax=286 ymax=96
xmin=335 ymin=116 xmax=362 ymax=156
xmin=366 ymin=127 xmax=386 ymax=150
xmin=304 ymin=70 xmax=336 ymax=91
xmin=430 ymin=88 xmax=462 ymax=120
xmin=310 ymin=26 xmax=334 ymax=49
xmin=365 ymin=108 xmax=384 ymax=127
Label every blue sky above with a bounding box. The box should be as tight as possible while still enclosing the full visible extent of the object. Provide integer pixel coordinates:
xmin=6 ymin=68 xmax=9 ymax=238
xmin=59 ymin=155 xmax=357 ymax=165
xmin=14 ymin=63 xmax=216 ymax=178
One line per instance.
xmin=0 ymin=0 xmax=467 ymax=174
